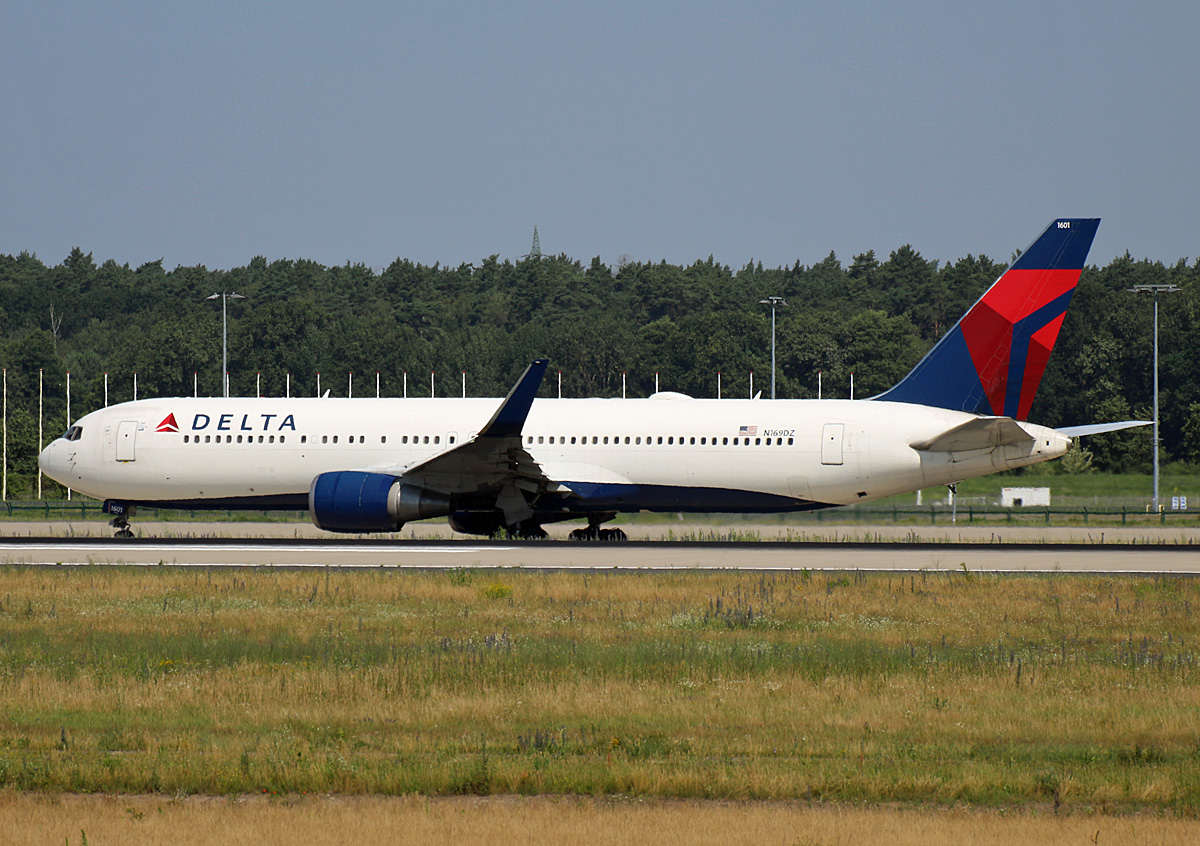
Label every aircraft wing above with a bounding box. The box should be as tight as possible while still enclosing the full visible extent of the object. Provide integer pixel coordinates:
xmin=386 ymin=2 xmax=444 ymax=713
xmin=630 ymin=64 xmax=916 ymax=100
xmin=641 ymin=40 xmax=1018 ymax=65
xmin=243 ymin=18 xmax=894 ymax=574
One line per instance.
xmin=361 ymin=359 xmax=558 ymax=523
xmin=910 ymin=416 xmax=1034 ymax=452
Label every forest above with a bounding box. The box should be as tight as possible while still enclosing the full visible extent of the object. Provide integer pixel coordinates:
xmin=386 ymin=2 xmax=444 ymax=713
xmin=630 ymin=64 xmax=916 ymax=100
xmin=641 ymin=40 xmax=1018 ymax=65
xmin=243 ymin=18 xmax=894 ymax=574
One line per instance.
xmin=1 ymin=240 xmax=1198 ymax=498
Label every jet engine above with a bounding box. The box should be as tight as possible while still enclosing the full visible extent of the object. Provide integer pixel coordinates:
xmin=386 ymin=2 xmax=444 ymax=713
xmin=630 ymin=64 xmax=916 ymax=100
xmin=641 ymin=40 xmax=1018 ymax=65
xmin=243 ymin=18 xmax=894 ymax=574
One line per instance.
xmin=309 ymin=470 xmax=451 ymax=533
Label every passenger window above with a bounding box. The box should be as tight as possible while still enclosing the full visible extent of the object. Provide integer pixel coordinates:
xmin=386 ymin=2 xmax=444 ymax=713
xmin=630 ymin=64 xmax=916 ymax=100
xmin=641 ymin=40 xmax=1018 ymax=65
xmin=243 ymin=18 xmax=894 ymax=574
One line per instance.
xmin=205 ymin=435 xmax=211 ymax=443
xmin=527 ymin=436 xmax=533 ymax=444
xmin=690 ymin=437 xmax=695 ymax=445
xmin=571 ymin=436 xmax=577 ymax=444
xmin=657 ymin=437 xmax=663 ymax=445
xmin=184 ymin=435 xmax=189 ymax=443
xmin=733 ymin=438 xmax=739 ymax=445
xmin=592 ymin=436 xmax=598 ymax=444
xmin=271 ymin=435 xmax=277 ymax=443
xmin=226 ymin=435 xmax=233 ymax=443
xmin=549 ymin=436 xmax=555 ymax=444
xmin=449 ymin=436 xmax=455 ymax=444
xmin=382 ymin=436 xmax=387 ymax=443
xmin=624 ymin=436 xmax=630 ymax=444
xmin=538 ymin=436 xmax=544 ymax=444
xmin=700 ymin=437 xmax=706 ymax=445
xmin=788 ymin=437 xmax=794 ymax=445
xmin=333 ymin=436 xmax=339 ymax=444
xmin=323 ymin=436 xmax=328 ymax=444
xmin=723 ymin=437 xmax=729 ymax=445
xmin=434 ymin=436 xmax=440 ymax=444
xmin=280 ymin=436 xmax=286 ymax=443
xmin=755 ymin=438 xmax=761 ymax=446
xmin=423 ymin=435 xmax=429 ymax=444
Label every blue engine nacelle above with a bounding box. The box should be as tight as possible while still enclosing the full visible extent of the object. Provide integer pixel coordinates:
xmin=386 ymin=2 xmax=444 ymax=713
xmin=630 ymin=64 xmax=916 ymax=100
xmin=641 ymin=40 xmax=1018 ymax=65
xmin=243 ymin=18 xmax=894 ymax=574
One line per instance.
xmin=309 ymin=471 xmax=451 ymax=533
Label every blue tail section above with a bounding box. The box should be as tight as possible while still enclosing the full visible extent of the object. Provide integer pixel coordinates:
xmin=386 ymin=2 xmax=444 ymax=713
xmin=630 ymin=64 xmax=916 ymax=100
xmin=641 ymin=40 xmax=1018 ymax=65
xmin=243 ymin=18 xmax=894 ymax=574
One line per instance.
xmin=873 ymin=218 xmax=1099 ymax=419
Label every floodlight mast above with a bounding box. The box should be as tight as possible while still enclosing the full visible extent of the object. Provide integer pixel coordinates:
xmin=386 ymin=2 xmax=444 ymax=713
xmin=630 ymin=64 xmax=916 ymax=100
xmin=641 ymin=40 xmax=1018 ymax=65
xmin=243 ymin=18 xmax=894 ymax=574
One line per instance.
xmin=207 ymin=292 xmax=245 ymax=398
xmin=759 ymin=296 xmax=787 ymax=399
xmin=1128 ymin=284 xmax=1179 ymax=513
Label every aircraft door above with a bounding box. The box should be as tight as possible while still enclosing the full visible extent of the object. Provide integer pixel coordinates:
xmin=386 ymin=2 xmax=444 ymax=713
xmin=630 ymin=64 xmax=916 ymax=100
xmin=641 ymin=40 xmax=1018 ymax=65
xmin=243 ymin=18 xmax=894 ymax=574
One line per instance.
xmin=116 ymin=420 xmax=138 ymax=462
xmin=820 ymin=423 xmax=844 ymax=466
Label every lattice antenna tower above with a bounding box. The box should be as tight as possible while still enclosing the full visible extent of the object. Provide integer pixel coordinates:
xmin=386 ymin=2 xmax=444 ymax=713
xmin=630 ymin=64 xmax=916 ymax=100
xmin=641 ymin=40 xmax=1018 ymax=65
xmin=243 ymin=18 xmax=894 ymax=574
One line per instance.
xmin=523 ymin=226 xmax=542 ymax=260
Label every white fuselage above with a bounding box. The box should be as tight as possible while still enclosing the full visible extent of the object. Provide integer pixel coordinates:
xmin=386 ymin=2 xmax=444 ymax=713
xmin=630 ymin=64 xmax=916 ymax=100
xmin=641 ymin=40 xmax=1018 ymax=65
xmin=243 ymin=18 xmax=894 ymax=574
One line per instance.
xmin=39 ymin=395 xmax=1069 ymax=516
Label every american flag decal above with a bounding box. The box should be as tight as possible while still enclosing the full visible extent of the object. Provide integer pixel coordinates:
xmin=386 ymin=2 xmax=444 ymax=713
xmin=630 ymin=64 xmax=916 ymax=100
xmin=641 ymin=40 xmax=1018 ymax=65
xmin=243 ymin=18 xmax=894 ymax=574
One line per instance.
xmin=738 ymin=425 xmax=757 ymax=436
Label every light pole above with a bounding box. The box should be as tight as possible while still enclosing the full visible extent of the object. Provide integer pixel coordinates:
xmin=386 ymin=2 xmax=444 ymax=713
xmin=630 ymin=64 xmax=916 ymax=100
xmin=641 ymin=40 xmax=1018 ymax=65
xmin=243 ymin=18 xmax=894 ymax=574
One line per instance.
xmin=207 ymin=292 xmax=245 ymax=397
xmin=759 ymin=296 xmax=787 ymax=399
xmin=1129 ymin=284 xmax=1179 ymax=512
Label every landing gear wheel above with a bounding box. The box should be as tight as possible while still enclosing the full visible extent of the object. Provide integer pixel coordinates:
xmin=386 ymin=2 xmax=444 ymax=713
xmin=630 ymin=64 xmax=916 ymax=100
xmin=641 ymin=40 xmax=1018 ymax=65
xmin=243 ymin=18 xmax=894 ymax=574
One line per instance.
xmin=569 ymin=524 xmax=627 ymax=542
xmin=509 ymin=520 xmax=548 ymax=540
xmin=109 ymin=516 xmax=134 ymax=539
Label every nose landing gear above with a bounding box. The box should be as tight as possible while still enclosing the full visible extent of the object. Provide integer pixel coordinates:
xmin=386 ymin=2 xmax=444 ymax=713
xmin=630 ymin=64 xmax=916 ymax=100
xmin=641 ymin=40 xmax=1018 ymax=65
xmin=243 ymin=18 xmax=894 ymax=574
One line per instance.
xmin=104 ymin=501 xmax=136 ymax=538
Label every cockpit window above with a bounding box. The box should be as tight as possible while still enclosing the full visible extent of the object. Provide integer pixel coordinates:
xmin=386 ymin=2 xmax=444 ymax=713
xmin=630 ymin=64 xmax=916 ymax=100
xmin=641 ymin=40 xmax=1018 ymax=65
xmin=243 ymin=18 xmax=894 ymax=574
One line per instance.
xmin=62 ymin=426 xmax=83 ymax=441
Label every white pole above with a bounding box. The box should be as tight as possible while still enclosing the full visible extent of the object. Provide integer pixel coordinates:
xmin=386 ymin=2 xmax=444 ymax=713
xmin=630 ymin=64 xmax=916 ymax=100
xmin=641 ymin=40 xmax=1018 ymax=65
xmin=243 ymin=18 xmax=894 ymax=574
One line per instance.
xmin=557 ymin=370 xmax=561 ymax=399
xmin=66 ymin=371 xmax=71 ymax=500
xmin=133 ymin=372 xmax=138 ymax=401
xmin=430 ymin=371 xmax=434 ymax=397
xmin=403 ymin=371 xmax=407 ymax=399
xmin=349 ymin=372 xmax=353 ymax=398
xmin=376 ymin=371 xmax=380 ymax=398
xmin=193 ymin=371 xmax=198 ymax=398
xmin=256 ymin=372 xmax=261 ymax=398
xmin=221 ymin=293 xmax=228 ymax=397
xmin=655 ymin=372 xmax=659 ymax=394
xmin=850 ymin=373 xmax=855 ymax=400
xmin=717 ymin=371 xmax=722 ymax=399
xmin=622 ymin=371 xmax=626 ymax=399
xmin=749 ymin=371 xmax=754 ymax=399
xmin=104 ymin=372 xmax=108 ymax=407
xmin=286 ymin=373 xmax=290 ymax=398
xmin=316 ymin=372 xmax=321 ymax=397
xmin=462 ymin=371 xmax=466 ymax=398
xmin=818 ymin=371 xmax=822 ymax=400
xmin=2 ymin=368 xmax=6 ymax=502
xmin=38 ymin=369 xmax=42 ymax=499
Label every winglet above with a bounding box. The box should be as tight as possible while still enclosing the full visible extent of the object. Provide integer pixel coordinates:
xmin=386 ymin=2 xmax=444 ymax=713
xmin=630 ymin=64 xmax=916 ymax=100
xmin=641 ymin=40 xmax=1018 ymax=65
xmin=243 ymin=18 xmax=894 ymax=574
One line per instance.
xmin=477 ymin=359 xmax=549 ymax=438
xmin=874 ymin=218 xmax=1100 ymax=420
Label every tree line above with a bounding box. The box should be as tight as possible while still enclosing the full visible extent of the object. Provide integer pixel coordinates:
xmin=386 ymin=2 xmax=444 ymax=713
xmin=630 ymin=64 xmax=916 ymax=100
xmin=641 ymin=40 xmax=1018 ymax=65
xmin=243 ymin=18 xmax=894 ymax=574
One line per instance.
xmin=1 ymin=242 xmax=1198 ymax=497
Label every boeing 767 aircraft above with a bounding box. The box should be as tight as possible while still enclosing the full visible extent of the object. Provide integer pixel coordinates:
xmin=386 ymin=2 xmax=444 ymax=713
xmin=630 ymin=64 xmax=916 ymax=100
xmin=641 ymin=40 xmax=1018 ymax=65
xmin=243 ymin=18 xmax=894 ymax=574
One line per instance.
xmin=40 ymin=219 xmax=1143 ymax=539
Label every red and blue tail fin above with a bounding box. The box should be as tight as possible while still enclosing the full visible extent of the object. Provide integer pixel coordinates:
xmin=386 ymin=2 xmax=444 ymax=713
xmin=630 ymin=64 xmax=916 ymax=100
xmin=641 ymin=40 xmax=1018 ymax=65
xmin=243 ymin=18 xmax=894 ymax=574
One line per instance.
xmin=873 ymin=218 xmax=1099 ymax=420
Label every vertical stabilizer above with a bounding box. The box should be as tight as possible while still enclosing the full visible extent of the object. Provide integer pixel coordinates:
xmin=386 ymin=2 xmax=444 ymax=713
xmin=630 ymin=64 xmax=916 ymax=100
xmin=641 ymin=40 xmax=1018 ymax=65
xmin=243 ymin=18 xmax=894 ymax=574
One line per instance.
xmin=873 ymin=218 xmax=1099 ymax=419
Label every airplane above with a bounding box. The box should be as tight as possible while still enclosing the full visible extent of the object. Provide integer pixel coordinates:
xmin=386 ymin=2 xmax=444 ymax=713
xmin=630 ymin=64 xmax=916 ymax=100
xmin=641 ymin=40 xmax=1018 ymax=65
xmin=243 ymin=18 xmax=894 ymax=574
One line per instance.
xmin=39 ymin=218 xmax=1146 ymax=540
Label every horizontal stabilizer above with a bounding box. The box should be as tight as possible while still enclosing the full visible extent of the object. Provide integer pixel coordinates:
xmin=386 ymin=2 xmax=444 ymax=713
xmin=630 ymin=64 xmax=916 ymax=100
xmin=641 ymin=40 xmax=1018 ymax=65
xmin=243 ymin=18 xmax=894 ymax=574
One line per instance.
xmin=1057 ymin=420 xmax=1151 ymax=437
xmin=910 ymin=416 xmax=1033 ymax=453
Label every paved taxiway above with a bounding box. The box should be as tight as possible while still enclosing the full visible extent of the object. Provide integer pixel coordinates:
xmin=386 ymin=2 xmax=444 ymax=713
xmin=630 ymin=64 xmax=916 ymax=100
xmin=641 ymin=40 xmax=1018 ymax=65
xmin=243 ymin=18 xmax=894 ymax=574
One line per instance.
xmin=1 ymin=537 xmax=1198 ymax=573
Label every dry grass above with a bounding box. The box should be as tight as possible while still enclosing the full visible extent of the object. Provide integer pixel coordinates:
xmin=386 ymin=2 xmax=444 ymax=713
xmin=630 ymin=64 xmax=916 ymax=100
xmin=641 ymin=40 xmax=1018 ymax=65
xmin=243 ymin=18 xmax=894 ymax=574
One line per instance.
xmin=4 ymin=794 xmax=1200 ymax=846
xmin=1 ymin=566 xmax=1199 ymax=811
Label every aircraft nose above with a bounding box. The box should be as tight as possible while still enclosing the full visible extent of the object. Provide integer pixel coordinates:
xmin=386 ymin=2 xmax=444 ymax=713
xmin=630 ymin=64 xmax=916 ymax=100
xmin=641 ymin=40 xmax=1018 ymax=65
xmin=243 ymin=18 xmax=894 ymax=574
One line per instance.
xmin=38 ymin=440 xmax=68 ymax=483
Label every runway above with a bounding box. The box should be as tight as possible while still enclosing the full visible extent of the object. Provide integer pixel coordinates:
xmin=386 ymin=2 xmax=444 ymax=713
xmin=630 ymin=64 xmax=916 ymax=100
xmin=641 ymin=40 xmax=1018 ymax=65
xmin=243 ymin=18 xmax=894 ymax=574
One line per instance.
xmin=1 ymin=537 xmax=1198 ymax=573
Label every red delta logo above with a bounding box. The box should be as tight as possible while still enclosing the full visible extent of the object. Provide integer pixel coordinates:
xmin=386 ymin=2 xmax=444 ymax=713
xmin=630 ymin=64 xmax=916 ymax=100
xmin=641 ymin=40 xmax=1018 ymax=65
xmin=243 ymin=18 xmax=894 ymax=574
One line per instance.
xmin=156 ymin=413 xmax=180 ymax=433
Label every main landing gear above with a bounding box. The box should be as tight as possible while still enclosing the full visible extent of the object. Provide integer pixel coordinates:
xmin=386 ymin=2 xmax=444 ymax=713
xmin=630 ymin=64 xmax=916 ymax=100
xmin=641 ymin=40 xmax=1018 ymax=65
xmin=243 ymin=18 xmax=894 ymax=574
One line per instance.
xmin=568 ymin=514 xmax=628 ymax=542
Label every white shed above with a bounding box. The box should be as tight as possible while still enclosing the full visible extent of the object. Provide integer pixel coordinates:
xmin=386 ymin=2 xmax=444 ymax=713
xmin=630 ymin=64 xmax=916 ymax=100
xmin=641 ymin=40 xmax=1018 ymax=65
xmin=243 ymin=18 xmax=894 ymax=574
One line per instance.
xmin=1001 ymin=487 xmax=1050 ymax=507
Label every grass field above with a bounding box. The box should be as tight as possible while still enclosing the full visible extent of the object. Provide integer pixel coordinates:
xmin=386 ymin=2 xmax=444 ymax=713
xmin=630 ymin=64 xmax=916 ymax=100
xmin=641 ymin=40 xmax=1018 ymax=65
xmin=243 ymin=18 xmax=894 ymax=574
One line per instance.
xmin=6 ymin=794 xmax=1199 ymax=846
xmin=1 ymin=566 xmax=1199 ymax=815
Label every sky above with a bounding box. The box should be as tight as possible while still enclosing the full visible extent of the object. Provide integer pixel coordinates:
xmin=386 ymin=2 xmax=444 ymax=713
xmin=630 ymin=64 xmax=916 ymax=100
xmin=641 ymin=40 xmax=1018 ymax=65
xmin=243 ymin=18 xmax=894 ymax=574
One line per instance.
xmin=3 ymin=1 xmax=1197 ymax=274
